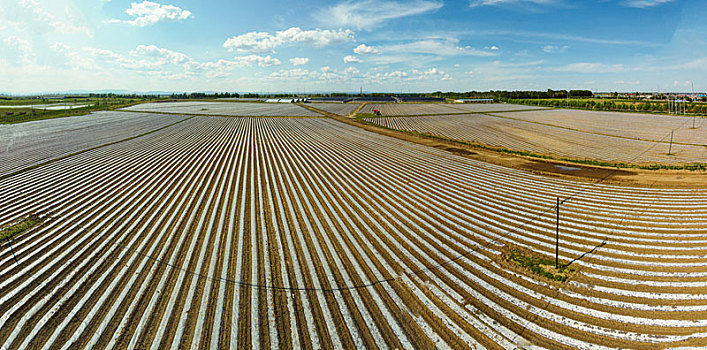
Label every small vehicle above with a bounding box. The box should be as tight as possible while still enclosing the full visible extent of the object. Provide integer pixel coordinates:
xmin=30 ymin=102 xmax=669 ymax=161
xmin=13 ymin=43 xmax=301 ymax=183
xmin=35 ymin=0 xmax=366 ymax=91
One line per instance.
xmin=372 ymin=109 xmax=382 ymax=116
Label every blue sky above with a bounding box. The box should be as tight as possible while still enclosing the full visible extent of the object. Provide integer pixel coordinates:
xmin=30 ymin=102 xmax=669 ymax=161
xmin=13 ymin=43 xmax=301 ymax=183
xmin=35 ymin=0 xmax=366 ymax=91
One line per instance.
xmin=0 ymin=0 xmax=705 ymax=94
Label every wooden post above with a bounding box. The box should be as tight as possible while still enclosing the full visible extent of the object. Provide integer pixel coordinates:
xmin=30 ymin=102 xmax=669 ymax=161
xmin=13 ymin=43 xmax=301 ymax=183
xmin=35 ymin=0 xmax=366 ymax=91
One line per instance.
xmin=556 ymin=196 xmax=560 ymax=269
xmin=8 ymin=238 xmax=18 ymax=265
xmin=668 ymin=130 xmax=674 ymax=155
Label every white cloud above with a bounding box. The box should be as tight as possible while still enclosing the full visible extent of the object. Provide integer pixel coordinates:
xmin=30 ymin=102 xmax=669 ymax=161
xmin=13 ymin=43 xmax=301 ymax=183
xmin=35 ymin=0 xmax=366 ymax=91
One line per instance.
xmin=223 ymin=27 xmax=354 ymax=53
xmin=469 ymin=0 xmax=555 ymax=7
xmin=85 ymin=47 xmax=156 ymax=70
xmin=133 ymin=45 xmax=190 ymax=64
xmin=81 ymin=44 xmax=287 ymax=80
xmin=0 ymin=8 xmax=25 ymax=32
xmin=353 ymin=44 xmax=382 ymax=55
xmin=268 ymin=68 xmax=318 ymax=80
xmin=385 ymin=39 xmax=496 ymax=56
xmin=412 ymin=67 xmax=450 ymax=79
xmin=376 ymin=71 xmax=408 ymax=78
xmin=554 ymin=62 xmax=625 ymax=73
xmin=622 ymin=0 xmax=674 ymax=8
xmin=344 ymin=55 xmax=363 ymax=63
xmin=493 ymin=59 xmax=544 ymax=67
xmin=3 ymin=36 xmax=35 ymax=64
xmin=542 ymin=45 xmax=568 ymax=53
xmin=615 ymin=80 xmax=641 ymax=85
xmin=86 ymin=45 xmax=189 ymax=70
xmin=3 ymin=36 xmax=32 ymax=54
xmin=19 ymin=0 xmax=91 ymax=36
xmin=316 ymin=0 xmax=443 ymax=30
xmin=50 ymin=43 xmax=98 ymax=69
xmin=186 ymin=59 xmax=240 ymax=78
xmin=109 ymin=1 xmax=192 ymax=27
xmin=681 ymin=57 xmax=707 ymax=70
xmin=233 ymin=55 xmax=282 ymax=67
xmin=289 ymin=57 xmax=309 ymax=66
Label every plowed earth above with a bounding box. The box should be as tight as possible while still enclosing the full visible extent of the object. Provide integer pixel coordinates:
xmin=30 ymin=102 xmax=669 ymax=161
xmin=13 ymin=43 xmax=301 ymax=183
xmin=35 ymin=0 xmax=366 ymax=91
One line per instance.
xmin=0 ymin=110 xmax=705 ymax=349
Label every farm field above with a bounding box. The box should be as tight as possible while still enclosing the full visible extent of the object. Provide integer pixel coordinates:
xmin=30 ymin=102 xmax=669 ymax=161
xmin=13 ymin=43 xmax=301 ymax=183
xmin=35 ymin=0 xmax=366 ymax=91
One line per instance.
xmin=492 ymin=109 xmax=707 ymax=145
xmin=122 ymin=101 xmax=322 ymax=117
xmin=359 ymin=103 xmax=544 ymax=116
xmin=1 ymin=112 xmax=706 ymax=348
xmin=364 ymin=112 xmax=707 ymax=165
xmin=0 ymin=104 xmax=89 ymax=110
xmin=0 ymin=111 xmax=189 ymax=176
xmin=308 ymin=103 xmax=361 ymax=116
xmin=449 ymin=103 xmax=549 ymax=113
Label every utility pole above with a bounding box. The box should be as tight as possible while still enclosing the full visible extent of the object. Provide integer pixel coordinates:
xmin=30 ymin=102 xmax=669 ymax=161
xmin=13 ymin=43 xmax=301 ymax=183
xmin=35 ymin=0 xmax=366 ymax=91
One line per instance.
xmin=556 ymin=196 xmax=560 ymax=269
xmin=692 ymin=82 xmax=696 ymax=128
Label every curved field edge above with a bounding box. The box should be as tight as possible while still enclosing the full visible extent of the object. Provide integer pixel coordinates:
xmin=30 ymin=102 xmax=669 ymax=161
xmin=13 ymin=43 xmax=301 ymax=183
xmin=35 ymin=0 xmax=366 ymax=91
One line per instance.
xmin=0 ymin=117 xmax=705 ymax=349
xmin=352 ymin=112 xmax=707 ymax=171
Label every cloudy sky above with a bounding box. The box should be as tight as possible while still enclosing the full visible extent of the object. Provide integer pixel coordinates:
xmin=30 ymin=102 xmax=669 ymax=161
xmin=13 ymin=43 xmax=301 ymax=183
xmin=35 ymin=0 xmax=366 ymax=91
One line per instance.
xmin=0 ymin=0 xmax=705 ymax=94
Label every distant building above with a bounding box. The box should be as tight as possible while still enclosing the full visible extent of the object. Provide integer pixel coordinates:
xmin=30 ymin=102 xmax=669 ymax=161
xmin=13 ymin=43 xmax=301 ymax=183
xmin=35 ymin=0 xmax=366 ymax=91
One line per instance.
xmin=454 ymin=98 xmax=493 ymax=104
xmin=395 ymin=96 xmax=446 ymax=103
xmin=265 ymin=98 xmax=307 ymax=103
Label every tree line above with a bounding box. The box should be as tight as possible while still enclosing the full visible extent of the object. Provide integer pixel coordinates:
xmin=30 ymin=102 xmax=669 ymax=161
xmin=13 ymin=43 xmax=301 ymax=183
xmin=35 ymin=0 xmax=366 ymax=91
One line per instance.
xmin=508 ymin=98 xmax=707 ymax=115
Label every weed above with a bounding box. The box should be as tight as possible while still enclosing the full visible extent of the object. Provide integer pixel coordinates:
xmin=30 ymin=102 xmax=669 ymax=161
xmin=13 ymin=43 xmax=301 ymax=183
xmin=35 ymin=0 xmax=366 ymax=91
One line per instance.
xmin=507 ymin=247 xmax=574 ymax=282
xmin=0 ymin=214 xmax=41 ymax=241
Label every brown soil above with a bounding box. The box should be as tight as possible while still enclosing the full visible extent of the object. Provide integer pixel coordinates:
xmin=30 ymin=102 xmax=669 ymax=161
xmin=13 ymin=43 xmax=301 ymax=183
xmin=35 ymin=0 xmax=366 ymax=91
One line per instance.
xmin=306 ymin=106 xmax=705 ymax=189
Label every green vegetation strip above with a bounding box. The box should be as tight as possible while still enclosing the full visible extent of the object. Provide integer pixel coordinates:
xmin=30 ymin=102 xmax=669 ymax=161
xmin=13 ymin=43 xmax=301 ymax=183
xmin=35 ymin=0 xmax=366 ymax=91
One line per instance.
xmin=507 ymin=247 xmax=574 ymax=282
xmin=0 ymin=214 xmax=41 ymax=242
xmin=355 ymin=115 xmax=707 ymax=171
xmin=0 ymin=99 xmax=152 ymax=124
xmin=0 ymin=116 xmax=193 ymax=181
xmin=505 ymin=98 xmax=707 ymax=117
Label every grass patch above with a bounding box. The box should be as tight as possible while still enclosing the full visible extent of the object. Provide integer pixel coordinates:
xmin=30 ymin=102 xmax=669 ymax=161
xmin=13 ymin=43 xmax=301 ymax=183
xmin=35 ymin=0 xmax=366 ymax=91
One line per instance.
xmin=0 ymin=214 xmax=41 ymax=242
xmin=504 ymin=247 xmax=574 ymax=282
xmin=0 ymin=98 xmax=159 ymax=124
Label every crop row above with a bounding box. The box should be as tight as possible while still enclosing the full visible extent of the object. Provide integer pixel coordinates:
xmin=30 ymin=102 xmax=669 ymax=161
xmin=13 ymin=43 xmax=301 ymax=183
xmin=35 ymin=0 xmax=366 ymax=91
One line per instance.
xmin=359 ymin=103 xmax=544 ymax=116
xmin=492 ymin=109 xmax=706 ymax=146
xmin=364 ymin=113 xmax=707 ymax=165
xmin=0 ymin=115 xmax=705 ymax=348
xmin=308 ymin=103 xmax=361 ymax=116
xmin=122 ymin=101 xmax=322 ymax=117
xmin=0 ymin=111 xmax=190 ymax=176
